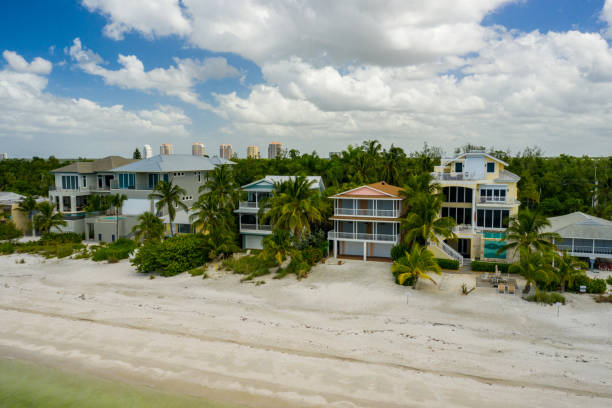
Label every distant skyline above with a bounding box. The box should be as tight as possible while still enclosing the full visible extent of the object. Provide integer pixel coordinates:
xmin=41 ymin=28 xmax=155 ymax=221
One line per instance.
xmin=1 ymin=1 xmax=612 ymax=158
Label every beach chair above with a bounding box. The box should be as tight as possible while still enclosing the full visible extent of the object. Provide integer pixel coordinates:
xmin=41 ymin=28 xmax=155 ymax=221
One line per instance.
xmin=498 ymin=284 xmax=505 ymax=294
xmin=508 ymin=285 xmax=515 ymax=295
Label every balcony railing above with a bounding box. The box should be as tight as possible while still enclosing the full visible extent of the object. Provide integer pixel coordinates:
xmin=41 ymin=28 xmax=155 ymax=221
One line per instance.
xmin=327 ymin=230 xmax=398 ymax=243
xmin=334 ymin=208 xmax=400 ymax=218
xmin=50 ymin=185 xmax=111 ymax=192
xmin=240 ymin=223 xmax=272 ymax=231
xmin=110 ymin=181 xmax=154 ymax=190
xmin=239 ymin=201 xmax=259 ymax=209
xmin=557 ymin=244 xmax=612 ymax=255
xmin=478 ymin=197 xmax=519 ymax=205
xmin=431 ymin=171 xmax=477 ymax=181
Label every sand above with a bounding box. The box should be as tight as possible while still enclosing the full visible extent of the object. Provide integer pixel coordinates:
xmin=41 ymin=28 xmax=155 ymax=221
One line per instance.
xmin=0 ymin=254 xmax=611 ymax=407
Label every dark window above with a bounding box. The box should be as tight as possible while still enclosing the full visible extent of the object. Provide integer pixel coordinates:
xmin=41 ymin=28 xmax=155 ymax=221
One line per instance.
xmin=493 ymin=211 xmax=501 ymax=228
xmin=465 ymin=188 xmax=472 ymax=203
xmin=442 ymin=207 xmax=448 ymax=217
xmin=442 ymin=187 xmax=449 ymax=202
xmin=457 ymin=207 xmax=464 ymax=224
xmin=480 ymin=189 xmax=486 ymax=198
xmin=455 ymin=162 xmax=463 ymax=172
xmin=465 ymin=208 xmax=472 ymax=225
xmin=449 ymin=207 xmax=456 ymax=220
xmin=477 ymin=209 xmax=485 ymax=227
xmin=457 ymin=187 xmax=465 ymax=202
xmin=450 ymin=187 xmax=457 ymax=203
xmin=502 ymin=210 xmax=510 ymax=228
xmin=500 ymin=190 xmax=506 ymax=200
xmin=487 ymin=162 xmax=495 ymax=173
xmin=485 ymin=210 xmax=493 ymax=228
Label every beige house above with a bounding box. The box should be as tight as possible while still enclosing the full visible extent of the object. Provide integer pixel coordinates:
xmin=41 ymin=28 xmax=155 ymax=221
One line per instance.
xmin=0 ymin=192 xmax=30 ymax=232
xmin=430 ymin=151 xmax=521 ymax=263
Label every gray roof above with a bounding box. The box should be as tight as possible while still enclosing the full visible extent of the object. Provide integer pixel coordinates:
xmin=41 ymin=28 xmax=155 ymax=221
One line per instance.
xmin=495 ymin=169 xmax=521 ymax=183
xmin=241 ymin=175 xmax=325 ymax=191
xmin=51 ymin=156 xmax=137 ymax=174
xmin=544 ymin=212 xmax=612 ymax=240
xmin=0 ymin=192 xmax=24 ymax=204
xmin=111 ymin=154 xmax=235 ymax=173
xmin=441 ymin=152 xmax=509 ymax=167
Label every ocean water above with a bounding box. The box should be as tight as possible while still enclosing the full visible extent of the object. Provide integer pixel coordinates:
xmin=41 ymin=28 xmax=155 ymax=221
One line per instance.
xmin=0 ymin=358 xmax=241 ymax=408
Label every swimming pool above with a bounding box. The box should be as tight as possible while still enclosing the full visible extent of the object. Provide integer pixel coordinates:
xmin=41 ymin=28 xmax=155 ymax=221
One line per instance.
xmin=483 ymin=231 xmax=505 ymax=239
xmin=100 ymin=216 xmax=127 ymax=220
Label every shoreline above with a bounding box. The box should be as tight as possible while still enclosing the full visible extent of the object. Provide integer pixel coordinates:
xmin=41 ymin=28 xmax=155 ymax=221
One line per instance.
xmin=1 ymin=254 xmax=611 ymax=407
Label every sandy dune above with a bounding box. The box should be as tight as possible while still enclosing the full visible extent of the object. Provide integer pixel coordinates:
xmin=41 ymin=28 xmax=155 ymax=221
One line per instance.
xmin=0 ymin=254 xmax=611 ymax=407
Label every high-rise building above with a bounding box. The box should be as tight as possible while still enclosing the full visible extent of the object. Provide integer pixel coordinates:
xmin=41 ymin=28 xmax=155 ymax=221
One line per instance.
xmin=219 ymin=144 xmax=233 ymax=160
xmin=247 ymin=145 xmax=260 ymax=159
xmin=160 ymin=144 xmax=173 ymax=155
xmin=143 ymin=144 xmax=153 ymax=159
xmin=268 ymin=142 xmax=282 ymax=159
xmin=192 ymin=142 xmax=205 ymax=156
xmin=0 ymin=153 xmax=8 ymax=160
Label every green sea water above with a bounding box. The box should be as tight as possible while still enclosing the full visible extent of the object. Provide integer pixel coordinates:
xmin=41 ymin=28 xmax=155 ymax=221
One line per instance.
xmin=0 ymin=358 xmax=241 ymax=408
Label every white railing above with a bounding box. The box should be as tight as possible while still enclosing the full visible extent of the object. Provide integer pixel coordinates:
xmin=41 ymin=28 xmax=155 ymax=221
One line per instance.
xmin=453 ymin=224 xmax=474 ymax=233
xmin=558 ymin=245 xmax=612 ymax=255
xmin=334 ymin=208 xmax=399 ymax=218
xmin=327 ymin=230 xmax=398 ymax=243
xmin=430 ymin=236 xmax=464 ymax=266
xmin=50 ymin=185 xmax=111 ymax=192
xmin=478 ymin=197 xmax=519 ymax=205
xmin=239 ymin=201 xmax=259 ymax=209
xmin=240 ymin=223 xmax=272 ymax=231
xmin=431 ymin=171 xmax=476 ymax=181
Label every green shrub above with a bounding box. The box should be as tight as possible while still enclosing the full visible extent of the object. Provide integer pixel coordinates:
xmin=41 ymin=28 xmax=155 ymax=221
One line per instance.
xmin=131 ymin=234 xmax=210 ymax=276
xmin=277 ymin=253 xmax=311 ymax=280
xmin=391 ymin=243 xmax=410 ymax=262
xmin=223 ymin=255 xmax=275 ymax=281
xmin=0 ymin=241 xmax=15 ymax=254
xmin=91 ymin=238 xmax=135 ymax=262
xmin=0 ymin=221 xmax=23 ymax=240
xmin=471 ymin=261 xmax=510 ymax=273
xmin=301 ymin=247 xmax=324 ymax=266
xmin=526 ymin=291 xmax=566 ymax=305
xmin=606 ymin=276 xmax=612 ymax=285
xmin=39 ymin=232 xmax=82 ymax=245
xmin=587 ymin=279 xmax=607 ymax=294
xmin=436 ymin=258 xmax=460 ymax=270
xmin=568 ymin=274 xmax=591 ymax=292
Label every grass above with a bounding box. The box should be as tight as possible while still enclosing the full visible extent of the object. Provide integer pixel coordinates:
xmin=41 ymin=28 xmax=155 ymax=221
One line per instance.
xmin=0 ymin=358 xmax=240 ymax=408
xmin=222 ymin=255 xmax=275 ymax=282
xmin=525 ymin=291 xmax=566 ymax=305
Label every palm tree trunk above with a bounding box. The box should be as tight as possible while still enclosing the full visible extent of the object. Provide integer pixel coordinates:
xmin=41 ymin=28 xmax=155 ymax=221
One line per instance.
xmin=523 ymin=281 xmax=531 ymax=294
xmin=167 ymin=204 xmax=173 ymax=237
xmin=561 ymin=282 xmax=566 ymax=293
xmin=412 ymin=276 xmax=419 ymax=289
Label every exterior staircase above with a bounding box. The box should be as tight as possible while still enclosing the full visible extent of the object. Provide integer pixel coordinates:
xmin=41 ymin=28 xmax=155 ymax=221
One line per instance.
xmin=430 ymin=236 xmax=464 ymax=267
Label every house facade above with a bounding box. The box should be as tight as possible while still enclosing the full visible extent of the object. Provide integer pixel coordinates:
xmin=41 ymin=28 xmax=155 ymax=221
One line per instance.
xmin=328 ymin=182 xmax=402 ymax=261
xmin=48 ymin=156 xmax=137 ymax=235
xmin=431 ymin=151 xmax=521 ymax=262
xmin=236 ymin=175 xmax=325 ymax=249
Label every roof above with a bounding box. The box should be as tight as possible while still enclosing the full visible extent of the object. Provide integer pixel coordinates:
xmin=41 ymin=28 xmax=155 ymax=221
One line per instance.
xmin=330 ymin=181 xmax=402 ymax=199
xmin=111 ymin=154 xmax=235 ymax=173
xmin=544 ymin=212 xmax=612 ymax=240
xmin=51 ymin=156 xmax=137 ymax=174
xmin=441 ymin=152 xmax=509 ymax=167
xmin=495 ymin=170 xmax=521 ymax=183
xmin=241 ymin=175 xmax=325 ymax=191
xmin=0 ymin=191 xmax=24 ymax=204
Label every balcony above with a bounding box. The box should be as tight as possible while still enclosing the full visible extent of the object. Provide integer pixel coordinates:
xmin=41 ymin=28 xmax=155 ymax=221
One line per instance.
xmin=238 ymin=201 xmax=259 ymax=211
xmin=327 ymin=230 xmax=399 ymax=243
xmin=240 ymin=223 xmax=272 ymax=233
xmin=110 ymin=181 xmax=154 ymax=190
xmin=49 ymin=185 xmax=111 ymax=193
xmin=431 ymin=171 xmax=477 ymax=181
xmin=557 ymin=244 xmax=612 ymax=256
xmin=334 ymin=208 xmax=400 ymax=218
xmin=477 ymin=197 xmax=519 ymax=206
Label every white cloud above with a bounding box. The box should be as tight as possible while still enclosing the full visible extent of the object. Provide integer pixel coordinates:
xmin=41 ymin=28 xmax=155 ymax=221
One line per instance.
xmin=0 ymin=51 xmax=191 ymax=156
xmin=602 ymin=0 xmax=612 ymax=38
xmin=81 ymin=0 xmax=190 ymax=40
xmin=2 ymin=50 xmax=52 ymax=75
xmin=68 ymin=38 xmax=239 ymax=109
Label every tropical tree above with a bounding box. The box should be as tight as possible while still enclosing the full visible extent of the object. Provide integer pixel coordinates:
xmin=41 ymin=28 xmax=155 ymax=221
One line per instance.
xmin=391 ymin=244 xmax=442 ymax=289
xmin=110 ymin=193 xmax=127 ymax=241
xmin=131 ymin=212 xmax=164 ymax=243
xmin=509 ymin=248 xmax=554 ymax=294
xmin=498 ymin=209 xmax=560 ymax=257
xmin=205 ymin=228 xmax=239 ymax=259
xmin=400 ymin=192 xmax=456 ymax=246
xmin=17 ymin=194 xmax=38 ymax=236
xmin=190 ymin=194 xmax=233 ymax=234
xmin=553 ymin=251 xmax=588 ymax=292
xmin=84 ymin=194 xmax=110 ymax=213
xmin=259 ymin=176 xmax=324 ymax=240
xmin=33 ymin=201 xmax=66 ymax=234
xmin=199 ymin=164 xmax=239 ymax=209
xmin=259 ymin=229 xmax=295 ymax=265
xmin=399 ymin=173 xmax=439 ymax=215
xmin=148 ymin=180 xmax=188 ymax=237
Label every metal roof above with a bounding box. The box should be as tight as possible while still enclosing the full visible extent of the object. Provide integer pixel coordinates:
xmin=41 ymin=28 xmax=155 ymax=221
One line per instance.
xmin=110 ymin=154 xmax=235 ymax=173
xmin=51 ymin=156 xmax=137 ymax=174
xmin=241 ymin=175 xmax=325 ymax=191
xmin=544 ymin=212 xmax=612 ymax=240
xmin=495 ymin=170 xmax=521 ymax=183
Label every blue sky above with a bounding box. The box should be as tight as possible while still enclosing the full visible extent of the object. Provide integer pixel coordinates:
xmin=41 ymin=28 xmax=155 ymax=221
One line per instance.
xmin=0 ymin=1 xmax=611 ymax=158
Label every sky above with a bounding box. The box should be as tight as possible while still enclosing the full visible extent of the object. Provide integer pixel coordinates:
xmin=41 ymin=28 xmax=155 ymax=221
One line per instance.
xmin=1 ymin=0 xmax=611 ymax=158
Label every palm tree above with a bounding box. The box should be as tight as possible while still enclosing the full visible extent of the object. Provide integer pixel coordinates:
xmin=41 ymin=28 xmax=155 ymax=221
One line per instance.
xmin=131 ymin=212 xmax=164 ymax=244
xmin=205 ymin=228 xmax=239 ymax=259
xmin=259 ymin=176 xmax=324 ymax=240
xmin=553 ymin=251 xmax=587 ymax=292
xmin=498 ymin=209 xmax=560 ymax=257
xmin=110 ymin=193 xmax=127 ymax=241
xmin=259 ymin=229 xmax=294 ymax=265
xmin=391 ymin=244 xmax=442 ymax=289
xmin=17 ymin=195 xmax=38 ymax=236
xmin=190 ymin=194 xmax=232 ymax=234
xmin=33 ymin=201 xmax=66 ymax=234
xmin=199 ymin=164 xmax=238 ymax=209
xmin=400 ymin=192 xmax=456 ymax=246
xmin=399 ymin=173 xmax=440 ymax=215
xmin=509 ymin=248 xmax=554 ymax=294
xmin=148 ymin=180 xmax=188 ymax=237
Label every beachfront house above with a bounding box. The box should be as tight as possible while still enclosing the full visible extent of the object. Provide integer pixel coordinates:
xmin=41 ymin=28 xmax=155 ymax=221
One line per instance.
xmin=430 ymin=150 xmax=521 ymax=263
xmin=0 ymin=192 xmax=46 ymax=234
xmin=544 ymin=212 xmax=612 ymax=271
xmin=48 ymin=156 xmax=137 ymax=235
xmin=328 ymin=181 xmax=402 ymax=261
xmin=236 ymin=175 xmax=325 ymax=249
xmin=106 ymin=154 xmax=234 ymax=241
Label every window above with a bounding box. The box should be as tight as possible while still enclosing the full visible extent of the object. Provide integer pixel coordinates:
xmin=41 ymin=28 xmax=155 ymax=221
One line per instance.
xmin=148 ymin=173 xmax=160 ymax=188
xmin=61 ymin=175 xmax=78 ymax=190
xmin=476 ymin=209 xmax=509 ymax=229
xmin=118 ymin=173 xmax=135 ymax=189
xmin=455 ymin=162 xmax=463 ymax=172
xmin=63 ymin=196 xmax=71 ymax=212
xmin=197 ymin=172 xmax=201 ymax=182
xmin=98 ymin=175 xmax=103 ymax=188
xmin=479 ymin=186 xmax=507 ymax=202
xmin=163 ymin=173 xmax=169 ymax=183
xmin=82 ymin=176 xmax=87 ymax=187
xmin=442 ymin=187 xmax=473 ymax=203
xmin=487 ymin=162 xmax=495 ymax=173
xmin=442 ymin=207 xmax=472 ymax=225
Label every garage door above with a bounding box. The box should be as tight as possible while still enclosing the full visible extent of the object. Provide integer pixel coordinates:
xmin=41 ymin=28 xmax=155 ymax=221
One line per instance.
xmin=341 ymin=241 xmax=363 ymax=256
xmin=373 ymin=243 xmax=392 ymax=258
xmin=244 ymin=234 xmax=264 ymax=250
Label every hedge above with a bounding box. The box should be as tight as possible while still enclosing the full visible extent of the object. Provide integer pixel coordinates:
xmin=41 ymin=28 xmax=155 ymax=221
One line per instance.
xmin=471 ymin=260 xmax=510 ymax=273
xmin=436 ymin=258 xmax=460 ymax=270
xmin=131 ymin=234 xmax=210 ymax=276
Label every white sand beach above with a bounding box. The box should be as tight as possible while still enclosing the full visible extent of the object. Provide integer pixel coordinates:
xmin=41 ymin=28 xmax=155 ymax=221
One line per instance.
xmin=0 ymin=254 xmax=611 ymax=407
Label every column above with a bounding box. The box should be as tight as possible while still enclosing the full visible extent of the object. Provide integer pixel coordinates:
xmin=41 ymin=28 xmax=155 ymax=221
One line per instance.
xmin=471 ymin=185 xmax=476 ymax=232
xmin=363 ymin=241 xmax=367 ymax=261
xmin=334 ymin=239 xmax=337 ymax=258
xmin=70 ymin=196 xmax=76 ymax=213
